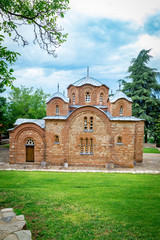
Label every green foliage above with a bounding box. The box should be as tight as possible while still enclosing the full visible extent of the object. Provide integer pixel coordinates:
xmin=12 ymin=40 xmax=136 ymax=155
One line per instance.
xmin=6 ymin=85 xmax=49 ymax=131
xmin=122 ymin=49 xmax=160 ymax=143
xmin=0 ymin=0 xmax=69 ymax=56
xmin=0 ymin=172 xmax=160 ymax=239
xmin=143 ymin=148 xmax=160 ymax=153
xmin=0 ymin=35 xmax=19 ymax=87
xmin=0 ymin=0 xmax=69 ymax=87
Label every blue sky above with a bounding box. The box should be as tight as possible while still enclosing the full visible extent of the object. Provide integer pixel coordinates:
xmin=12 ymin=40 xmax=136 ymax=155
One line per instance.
xmin=4 ymin=0 xmax=160 ymax=96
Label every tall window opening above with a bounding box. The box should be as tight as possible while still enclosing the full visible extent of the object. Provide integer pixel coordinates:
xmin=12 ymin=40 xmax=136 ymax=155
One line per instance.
xmin=26 ymin=139 xmax=35 ymax=162
xmin=85 ymin=92 xmax=90 ymax=102
xmin=85 ymin=138 xmax=88 ymax=153
xmin=80 ymin=138 xmax=93 ymax=154
xmin=119 ymin=106 xmax=123 ymax=116
xmin=117 ymin=136 xmax=122 ymax=143
xmin=80 ymin=138 xmax=83 ymax=153
xmin=73 ymin=93 xmax=75 ymax=104
xmin=56 ymin=105 xmax=59 ymax=115
xmin=84 ymin=117 xmax=88 ymax=130
xmin=90 ymin=138 xmax=93 ymax=153
xmin=54 ymin=135 xmax=59 ymax=143
xmin=90 ymin=117 xmax=93 ymax=130
xmin=100 ymin=93 xmax=103 ymax=104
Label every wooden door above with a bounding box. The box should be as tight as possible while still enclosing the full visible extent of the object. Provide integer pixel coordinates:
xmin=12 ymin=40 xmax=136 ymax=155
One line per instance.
xmin=26 ymin=146 xmax=34 ymax=162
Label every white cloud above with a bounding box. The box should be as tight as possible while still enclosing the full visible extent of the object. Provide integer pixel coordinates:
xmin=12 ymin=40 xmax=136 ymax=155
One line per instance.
xmin=70 ymin=0 xmax=160 ymax=25
xmin=120 ymin=34 xmax=160 ymax=57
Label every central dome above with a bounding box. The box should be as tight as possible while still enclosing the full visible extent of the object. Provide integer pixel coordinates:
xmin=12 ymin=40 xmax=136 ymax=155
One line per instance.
xmin=72 ymin=76 xmax=103 ymax=87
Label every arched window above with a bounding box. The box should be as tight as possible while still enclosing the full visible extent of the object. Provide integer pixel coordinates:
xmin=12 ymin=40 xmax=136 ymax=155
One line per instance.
xmin=119 ymin=106 xmax=123 ymax=116
xmin=85 ymin=92 xmax=90 ymax=102
xmin=26 ymin=139 xmax=35 ymax=162
xmin=84 ymin=117 xmax=88 ymax=130
xmin=80 ymin=138 xmax=83 ymax=153
xmin=117 ymin=136 xmax=122 ymax=143
xmin=56 ymin=105 xmax=59 ymax=116
xmin=90 ymin=117 xmax=93 ymax=130
xmin=90 ymin=138 xmax=93 ymax=153
xmin=85 ymin=138 xmax=88 ymax=153
xmin=100 ymin=93 xmax=103 ymax=104
xmin=55 ymin=135 xmax=59 ymax=143
xmin=73 ymin=93 xmax=75 ymax=104
xmin=26 ymin=139 xmax=35 ymax=145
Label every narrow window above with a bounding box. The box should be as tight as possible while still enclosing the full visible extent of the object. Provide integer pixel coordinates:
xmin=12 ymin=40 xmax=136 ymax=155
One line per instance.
xmin=117 ymin=136 xmax=122 ymax=143
xmin=119 ymin=106 xmax=123 ymax=116
xmin=55 ymin=135 xmax=59 ymax=143
xmin=56 ymin=105 xmax=59 ymax=115
xmin=85 ymin=138 xmax=88 ymax=153
xmin=100 ymin=93 xmax=103 ymax=104
xmin=90 ymin=117 xmax=93 ymax=130
xmin=80 ymin=138 xmax=83 ymax=153
xmin=85 ymin=92 xmax=90 ymax=102
xmin=84 ymin=117 xmax=88 ymax=130
xmin=73 ymin=93 xmax=75 ymax=104
xmin=90 ymin=138 xmax=93 ymax=153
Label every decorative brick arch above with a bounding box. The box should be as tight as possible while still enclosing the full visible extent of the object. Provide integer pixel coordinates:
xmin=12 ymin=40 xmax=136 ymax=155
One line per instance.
xmin=9 ymin=123 xmax=45 ymax=164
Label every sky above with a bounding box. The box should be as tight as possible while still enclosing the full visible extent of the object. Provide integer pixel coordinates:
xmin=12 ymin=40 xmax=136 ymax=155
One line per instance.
xmin=4 ymin=0 xmax=160 ymax=96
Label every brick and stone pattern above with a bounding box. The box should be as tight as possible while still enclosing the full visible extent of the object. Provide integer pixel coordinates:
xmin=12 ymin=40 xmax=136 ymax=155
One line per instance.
xmin=9 ymin=123 xmax=45 ymax=164
xmin=46 ymin=98 xmax=69 ymax=116
xmin=9 ymin=78 xmax=144 ymax=168
xmin=109 ymin=99 xmax=132 ymax=117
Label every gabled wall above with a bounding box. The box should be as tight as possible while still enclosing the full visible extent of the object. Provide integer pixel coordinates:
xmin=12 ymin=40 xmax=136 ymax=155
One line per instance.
xmin=46 ymin=98 xmax=69 ymax=116
xmin=109 ymin=99 xmax=132 ymax=117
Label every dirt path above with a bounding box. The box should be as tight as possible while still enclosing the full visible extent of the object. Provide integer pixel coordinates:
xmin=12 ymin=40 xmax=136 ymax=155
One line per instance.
xmin=0 ymin=147 xmax=160 ymax=172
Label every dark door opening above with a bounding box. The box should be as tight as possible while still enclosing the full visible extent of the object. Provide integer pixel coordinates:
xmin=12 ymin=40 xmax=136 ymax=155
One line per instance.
xmin=26 ymin=146 xmax=34 ymax=162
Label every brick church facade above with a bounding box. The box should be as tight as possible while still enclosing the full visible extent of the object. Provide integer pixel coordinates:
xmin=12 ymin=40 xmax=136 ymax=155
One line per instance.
xmin=9 ymin=71 xmax=144 ymax=168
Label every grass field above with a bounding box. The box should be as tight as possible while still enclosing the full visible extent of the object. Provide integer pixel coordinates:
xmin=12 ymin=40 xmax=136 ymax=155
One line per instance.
xmin=0 ymin=172 xmax=160 ymax=239
xmin=143 ymin=148 xmax=160 ymax=153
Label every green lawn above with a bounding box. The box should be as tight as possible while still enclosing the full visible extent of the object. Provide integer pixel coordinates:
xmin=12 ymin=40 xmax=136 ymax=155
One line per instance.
xmin=0 ymin=172 xmax=160 ymax=240
xmin=143 ymin=147 xmax=160 ymax=153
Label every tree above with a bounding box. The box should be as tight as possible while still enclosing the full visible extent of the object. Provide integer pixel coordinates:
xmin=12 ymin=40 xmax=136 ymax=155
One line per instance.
xmin=0 ymin=0 xmax=69 ymax=86
xmin=0 ymin=83 xmax=8 ymax=134
xmin=0 ymin=0 xmax=69 ymax=56
xmin=0 ymin=35 xmax=19 ymax=87
xmin=122 ymin=49 xmax=160 ymax=143
xmin=6 ymin=86 xmax=50 ymax=132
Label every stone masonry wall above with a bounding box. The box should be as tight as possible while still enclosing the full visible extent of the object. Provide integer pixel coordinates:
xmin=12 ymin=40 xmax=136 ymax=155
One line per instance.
xmin=46 ymin=98 xmax=69 ymax=116
xmin=110 ymin=99 xmax=132 ymax=117
xmin=134 ymin=121 xmax=144 ymax=162
xmin=110 ymin=121 xmax=135 ymax=167
xmin=68 ymin=85 xmax=109 ymax=106
xmin=9 ymin=123 xmax=45 ymax=164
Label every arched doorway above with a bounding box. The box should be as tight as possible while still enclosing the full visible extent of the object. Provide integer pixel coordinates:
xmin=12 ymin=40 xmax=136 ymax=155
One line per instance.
xmin=26 ymin=139 xmax=35 ymax=162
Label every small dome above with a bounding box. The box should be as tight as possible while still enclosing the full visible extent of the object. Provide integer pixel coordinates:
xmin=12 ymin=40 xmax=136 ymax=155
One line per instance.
xmin=110 ymin=91 xmax=132 ymax=103
xmin=46 ymin=92 xmax=69 ymax=103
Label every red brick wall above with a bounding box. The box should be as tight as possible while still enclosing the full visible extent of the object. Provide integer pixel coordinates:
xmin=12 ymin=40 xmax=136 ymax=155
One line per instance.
xmin=9 ymin=123 xmax=45 ymax=164
xmin=68 ymin=85 xmax=109 ymax=106
xmin=110 ymin=99 xmax=132 ymax=117
xmin=46 ymin=98 xmax=69 ymax=116
xmin=134 ymin=121 xmax=144 ymax=162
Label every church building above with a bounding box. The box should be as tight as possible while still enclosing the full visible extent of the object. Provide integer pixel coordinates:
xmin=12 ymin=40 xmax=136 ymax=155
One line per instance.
xmin=9 ymin=70 xmax=144 ymax=168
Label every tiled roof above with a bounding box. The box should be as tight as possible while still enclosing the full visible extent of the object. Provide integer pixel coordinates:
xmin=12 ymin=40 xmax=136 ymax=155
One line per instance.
xmin=72 ymin=77 xmax=103 ymax=87
xmin=104 ymin=111 xmax=144 ymax=121
xmin=46 ymin=92 xmax=69 ymax=103
xmin=110 ymin=91 xmax=132 ymax=103
xmin=14 ymin=118 xmax=45 ymax=128
xmin=43 ymin=112 xmax=72 ymax=120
